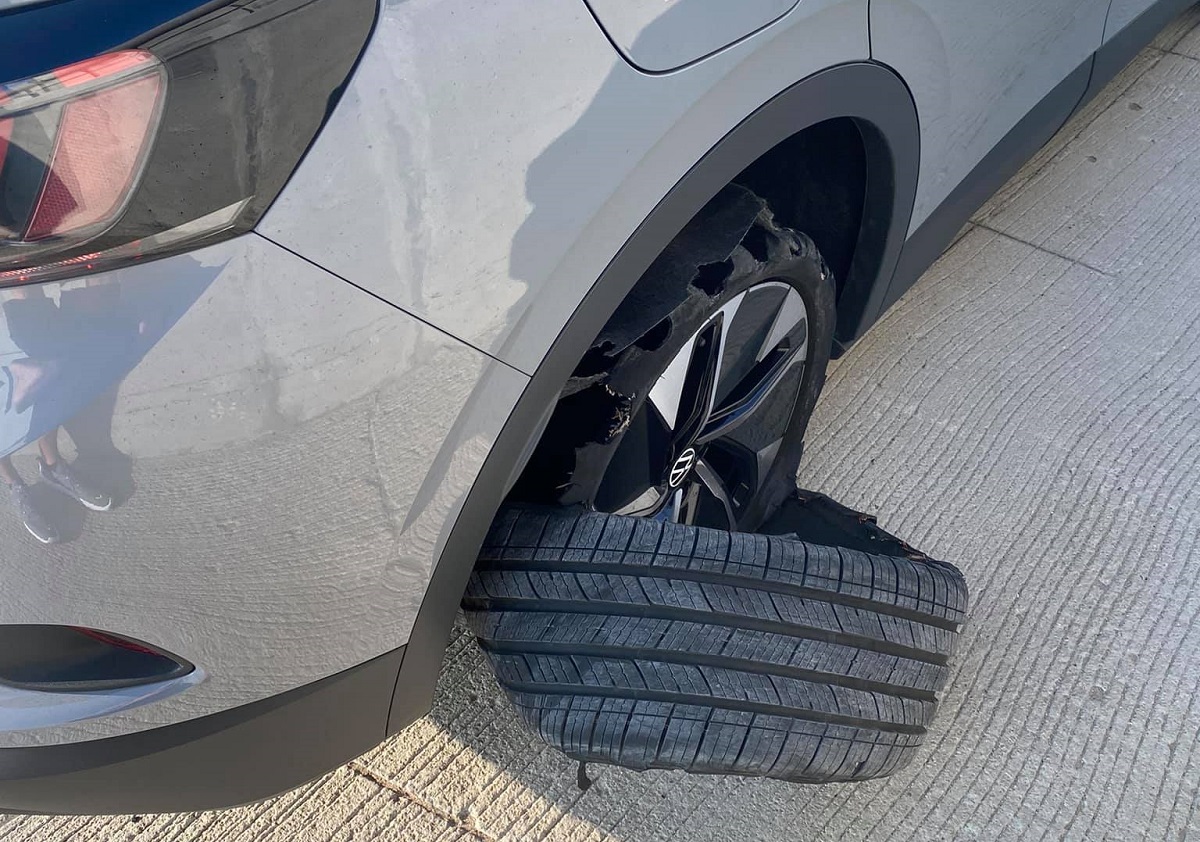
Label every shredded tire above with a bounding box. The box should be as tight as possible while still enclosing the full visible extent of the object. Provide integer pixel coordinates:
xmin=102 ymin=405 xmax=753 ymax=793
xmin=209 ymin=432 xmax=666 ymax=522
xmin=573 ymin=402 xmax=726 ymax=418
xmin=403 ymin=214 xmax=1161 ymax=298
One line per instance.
xmin=464 ymin=505 xmax=968 ymax=784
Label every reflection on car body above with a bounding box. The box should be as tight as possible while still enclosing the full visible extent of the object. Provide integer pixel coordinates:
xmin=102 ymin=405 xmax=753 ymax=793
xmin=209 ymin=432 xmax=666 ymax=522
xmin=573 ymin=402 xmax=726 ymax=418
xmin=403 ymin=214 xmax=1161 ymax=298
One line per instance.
xmin=0 ymin=264 xmax=218 ymax=543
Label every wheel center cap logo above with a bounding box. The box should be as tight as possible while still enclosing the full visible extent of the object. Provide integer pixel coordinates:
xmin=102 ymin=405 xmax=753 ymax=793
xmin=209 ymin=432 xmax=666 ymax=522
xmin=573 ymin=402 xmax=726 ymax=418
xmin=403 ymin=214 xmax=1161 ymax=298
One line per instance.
xmin=669 ymin=448 xmax=698 ymax=488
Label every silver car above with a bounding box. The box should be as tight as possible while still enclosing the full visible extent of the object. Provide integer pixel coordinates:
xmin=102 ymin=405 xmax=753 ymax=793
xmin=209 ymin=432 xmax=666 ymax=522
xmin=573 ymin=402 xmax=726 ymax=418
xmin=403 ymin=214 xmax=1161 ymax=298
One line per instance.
xmin=0 ymin=0 xmax=1183 ymax=814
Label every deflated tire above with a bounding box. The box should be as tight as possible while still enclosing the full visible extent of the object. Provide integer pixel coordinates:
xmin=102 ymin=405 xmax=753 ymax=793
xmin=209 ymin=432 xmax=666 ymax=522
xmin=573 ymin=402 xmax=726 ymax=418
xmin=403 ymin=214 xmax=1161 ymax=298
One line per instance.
xmin=464 ymin=505 xmax=968 ymax=784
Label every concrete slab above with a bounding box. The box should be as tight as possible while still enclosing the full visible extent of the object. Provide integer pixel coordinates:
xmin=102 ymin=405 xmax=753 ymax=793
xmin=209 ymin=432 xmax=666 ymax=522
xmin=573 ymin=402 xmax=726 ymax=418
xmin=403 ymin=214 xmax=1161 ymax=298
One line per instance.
xmin=1153 ymin=4 xmax=1200 ymax=50
xmin=978 ymin=51 xmax=1200 ymax=281
xmin=1165 ymin=5 xmax=1200 ymax=53
xmin=7 ymin=10 xmax=1200 ymax=842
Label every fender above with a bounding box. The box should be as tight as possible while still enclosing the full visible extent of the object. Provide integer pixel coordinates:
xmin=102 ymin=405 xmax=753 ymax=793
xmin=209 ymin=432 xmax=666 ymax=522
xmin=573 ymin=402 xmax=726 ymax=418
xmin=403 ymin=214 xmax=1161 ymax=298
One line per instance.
xmin=388 ymin=60 xmax=922 ymax=730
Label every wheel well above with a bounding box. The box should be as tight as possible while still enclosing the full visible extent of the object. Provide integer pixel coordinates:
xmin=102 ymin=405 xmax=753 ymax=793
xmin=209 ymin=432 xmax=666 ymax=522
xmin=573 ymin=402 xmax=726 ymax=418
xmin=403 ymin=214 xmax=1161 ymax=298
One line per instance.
xmin=735 ymin=117 xmax=867 ymax=310
xmin=388 ymin=64 xmax=919 ymax=736
xmin=509 ymin=122 xmax=878 ymax=505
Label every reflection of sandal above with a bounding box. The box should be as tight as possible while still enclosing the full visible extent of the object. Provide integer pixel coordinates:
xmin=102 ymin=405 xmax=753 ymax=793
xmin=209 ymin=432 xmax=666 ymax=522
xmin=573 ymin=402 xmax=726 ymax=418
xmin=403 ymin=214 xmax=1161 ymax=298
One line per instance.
xmin=8 ymin=358 xmax=59 ymax=414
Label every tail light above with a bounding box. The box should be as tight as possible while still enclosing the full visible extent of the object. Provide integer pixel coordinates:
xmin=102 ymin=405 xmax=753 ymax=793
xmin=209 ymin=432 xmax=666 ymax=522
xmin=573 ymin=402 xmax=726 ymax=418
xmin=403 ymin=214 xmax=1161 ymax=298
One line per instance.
xmin=0 ymin=52 xmax=166 ymax=274
xmin=0 ymin=0 xmax=377 ymax=287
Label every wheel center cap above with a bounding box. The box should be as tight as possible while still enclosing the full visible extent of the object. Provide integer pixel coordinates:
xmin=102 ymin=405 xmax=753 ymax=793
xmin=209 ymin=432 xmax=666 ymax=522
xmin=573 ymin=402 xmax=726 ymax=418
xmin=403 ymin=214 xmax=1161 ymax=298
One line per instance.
xmin=668 ymin=448 xmax=698 ymax=488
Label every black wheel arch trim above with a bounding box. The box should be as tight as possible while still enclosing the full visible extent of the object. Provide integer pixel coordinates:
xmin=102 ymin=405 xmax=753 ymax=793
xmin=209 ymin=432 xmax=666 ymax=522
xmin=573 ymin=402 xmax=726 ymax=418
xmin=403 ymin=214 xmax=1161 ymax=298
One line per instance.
xmin=387 ymin=60 xmax=922 ymax=734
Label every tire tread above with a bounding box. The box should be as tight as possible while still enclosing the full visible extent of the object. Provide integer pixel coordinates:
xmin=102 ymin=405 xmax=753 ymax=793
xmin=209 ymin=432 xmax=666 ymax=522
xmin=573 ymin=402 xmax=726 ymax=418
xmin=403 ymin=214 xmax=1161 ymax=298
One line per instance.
xmin=466 ymin=506 xmax=967 ymax=783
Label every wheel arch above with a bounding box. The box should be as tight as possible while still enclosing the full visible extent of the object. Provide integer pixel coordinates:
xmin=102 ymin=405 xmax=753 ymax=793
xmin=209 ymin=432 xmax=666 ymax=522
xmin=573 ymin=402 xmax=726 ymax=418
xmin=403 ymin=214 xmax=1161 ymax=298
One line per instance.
xmin=386 ymin=60 xmax=921 ymax=731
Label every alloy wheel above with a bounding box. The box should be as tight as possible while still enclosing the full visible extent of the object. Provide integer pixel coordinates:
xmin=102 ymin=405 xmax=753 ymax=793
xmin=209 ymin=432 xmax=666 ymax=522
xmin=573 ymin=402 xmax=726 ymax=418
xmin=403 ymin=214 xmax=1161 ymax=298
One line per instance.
xmin=595 ymin=280 xmax=810 ymax=530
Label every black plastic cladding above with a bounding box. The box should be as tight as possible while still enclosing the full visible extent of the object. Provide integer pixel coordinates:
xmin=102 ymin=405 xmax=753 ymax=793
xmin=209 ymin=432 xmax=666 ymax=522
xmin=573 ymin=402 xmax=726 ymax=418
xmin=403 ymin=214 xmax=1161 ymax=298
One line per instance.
xmin=11 ymin=0 xmax=378 ymax=276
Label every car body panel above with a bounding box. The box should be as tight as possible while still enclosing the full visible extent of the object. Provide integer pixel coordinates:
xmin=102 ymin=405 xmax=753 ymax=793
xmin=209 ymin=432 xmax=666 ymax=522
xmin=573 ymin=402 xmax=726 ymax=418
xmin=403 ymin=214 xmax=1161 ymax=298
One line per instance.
xmin=872 ymin=0 xmax=1109 ymax=231
xmin=0 ymin=233 xmax=526 ymax=747
xmin=582 ymin=0 xmax=800 ymax=71
xmin=1106 ymin=0 xmax=1160 ymax=36
xmin=258 ymin=0 xmax=868 ymax=374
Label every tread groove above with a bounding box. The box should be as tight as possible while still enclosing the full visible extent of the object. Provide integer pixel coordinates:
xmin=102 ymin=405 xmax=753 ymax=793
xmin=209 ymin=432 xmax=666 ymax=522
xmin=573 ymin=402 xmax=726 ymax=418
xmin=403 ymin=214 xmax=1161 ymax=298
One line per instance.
xmin=476 ymin=638 xmax=939 ymax=702
xmin=499 ymin=680 xmax=927 ymax=736
xmin=463 ymin=596 xmax=950 ymax=666
xmin=475 ymin=558 xmax=963 ymax=630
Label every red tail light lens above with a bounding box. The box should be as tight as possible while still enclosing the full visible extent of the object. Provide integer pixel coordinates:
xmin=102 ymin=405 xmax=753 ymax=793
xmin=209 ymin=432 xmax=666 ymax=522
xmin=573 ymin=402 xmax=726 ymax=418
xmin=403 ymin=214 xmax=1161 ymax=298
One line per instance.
xmin=25 ymin=72 xmax=163 ymax=240
xmin=0 ymin=0 xmax=375 ymax=288
xmin=0 ymin=51 xmax=165 ymax=271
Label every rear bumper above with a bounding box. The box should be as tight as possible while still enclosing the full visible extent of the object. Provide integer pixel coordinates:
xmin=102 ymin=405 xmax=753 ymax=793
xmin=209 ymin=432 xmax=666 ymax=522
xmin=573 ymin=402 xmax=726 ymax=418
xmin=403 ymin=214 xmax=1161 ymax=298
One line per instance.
xmin=0 ymin=646 xmax=404 ymax=815
xmin=0 ymin=232 xmax=525 ymax=764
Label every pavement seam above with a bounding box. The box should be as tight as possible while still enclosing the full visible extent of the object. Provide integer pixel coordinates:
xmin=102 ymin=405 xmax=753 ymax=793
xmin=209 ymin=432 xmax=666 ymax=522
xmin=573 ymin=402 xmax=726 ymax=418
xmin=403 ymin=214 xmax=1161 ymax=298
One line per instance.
xmin=1152 ymin=45 xmax=1200 ymax=63
xmin=970 ymin=221 xmax=1115 ymax=276
xmin=972 ymin=46 xmax=1167 ymax=229
xmin=347 ymin=761 xmax=499 ymax=842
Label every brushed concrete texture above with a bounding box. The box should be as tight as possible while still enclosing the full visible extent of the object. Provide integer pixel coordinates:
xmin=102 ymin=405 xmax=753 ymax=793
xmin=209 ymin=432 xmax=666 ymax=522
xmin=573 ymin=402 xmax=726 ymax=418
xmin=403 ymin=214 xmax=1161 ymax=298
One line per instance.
xmin=7 ymin=9 xmax=1200 ymax=840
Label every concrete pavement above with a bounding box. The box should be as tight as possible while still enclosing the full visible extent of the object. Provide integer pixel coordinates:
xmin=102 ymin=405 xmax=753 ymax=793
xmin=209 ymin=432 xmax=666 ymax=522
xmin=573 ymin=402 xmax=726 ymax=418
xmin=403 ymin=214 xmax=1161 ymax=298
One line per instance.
xmin=7 ymin=8 xmax=1200 ymax=840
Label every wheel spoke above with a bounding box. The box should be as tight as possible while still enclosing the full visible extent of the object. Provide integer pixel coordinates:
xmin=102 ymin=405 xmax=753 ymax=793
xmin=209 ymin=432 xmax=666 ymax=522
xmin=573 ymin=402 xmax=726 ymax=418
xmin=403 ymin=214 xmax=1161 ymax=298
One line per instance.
xmin=693 ymin=458 xmax=737 ymax=529
xmin=678 ymin=483 xmax=702 ymax=525
xmin=755 ymin=437 xmax=784 ymax=482
xmin=614 ymin=485 xmax=668 ymax=518
xmin=648 ymin=333 xmax=698 ymax=433
xmin=757 ymin=288 xmax=808 ymax=364
xmin=654 ymin=488 xmax=685 ymax=524
xmin=667 ymin=321 xmax=724 ymax=447
xmin=695 ymin=343 xmax=806 ymax=446
xmin=649 ymin=291 xmax=746 ymax=437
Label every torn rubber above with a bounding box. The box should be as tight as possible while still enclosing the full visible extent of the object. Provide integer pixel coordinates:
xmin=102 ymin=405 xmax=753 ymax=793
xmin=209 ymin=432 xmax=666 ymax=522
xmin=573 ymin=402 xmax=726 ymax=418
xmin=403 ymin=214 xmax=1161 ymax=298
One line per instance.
xmin=507 ymin=381 xmax=635 ymax=504
xmin=760 ymin=489 xmax=952 ymax=570
xmin=595 ymin=183 xmax=767 ymax=358
xmin=512 ymin=184 xmax=833 ymax=518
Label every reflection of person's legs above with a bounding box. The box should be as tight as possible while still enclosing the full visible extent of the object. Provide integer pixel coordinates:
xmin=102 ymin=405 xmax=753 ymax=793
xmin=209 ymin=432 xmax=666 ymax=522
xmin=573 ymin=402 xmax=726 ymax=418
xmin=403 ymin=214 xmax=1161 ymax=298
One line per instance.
xmin=63 ymin=383 xmax=134 ymax=507
xmin=1 ymin=453 xmax=58 ymax=544
xmin=37 ymin=428 xmax=113 ymax=512
xmin=0 ymin=455 xmax=22 ymax=487
xmin=37 ymin=429 xmax=61 ymax=468
xmin=64 ymin=384 xmax=124 ymax=461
